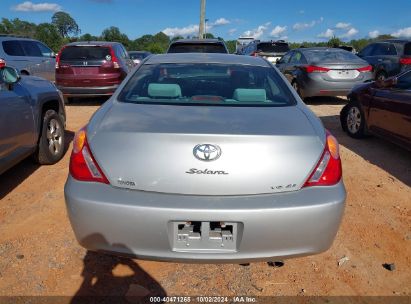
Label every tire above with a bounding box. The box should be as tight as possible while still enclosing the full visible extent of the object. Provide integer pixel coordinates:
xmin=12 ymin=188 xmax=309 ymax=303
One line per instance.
xmin=20 ymin=70 xmax=29 ymax=76
xmin=375 ymin=71 xmax=387 ymax=81
xmin=35 ymin=109 xmax=65 ymax=165
xmin=341 ymin=101 xmax=366 ymax=138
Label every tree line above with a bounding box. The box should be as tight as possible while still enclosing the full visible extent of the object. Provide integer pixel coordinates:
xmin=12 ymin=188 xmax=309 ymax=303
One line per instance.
xmin=0 ymin=12 xmax=395 ymax=54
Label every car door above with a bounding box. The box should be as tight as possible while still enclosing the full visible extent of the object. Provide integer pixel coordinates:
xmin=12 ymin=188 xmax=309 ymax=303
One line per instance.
xmin=275 ymin=51 xmax=292 ymax=73
xmin=367 ymin=71 xmax=411 ymax=147
xmin=0 ymin=75 xmax=36 ymax=172
xmin=373 ymin=43 xmax=400 ymax=77
xmin=118 ymin=44 xmax=135 ymax=72
xmin=20 ymin=40 xmax=51 ymax=81
xmin=1 ymin=40 xmax=28 ymax=73
xmin=358 ymin=43 xmax=377 ymax=70
xmin=35 ymin=41 xmax=56 ymax=82
xmin=284 ymin=51 xmax=305 ymax=83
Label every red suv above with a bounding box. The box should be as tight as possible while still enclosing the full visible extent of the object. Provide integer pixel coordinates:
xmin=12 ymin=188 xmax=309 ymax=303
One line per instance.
xmin=55 ymin=41 xmax=134 ymax=102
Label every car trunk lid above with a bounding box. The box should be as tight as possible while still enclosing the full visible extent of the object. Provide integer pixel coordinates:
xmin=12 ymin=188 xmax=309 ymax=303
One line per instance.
xmin=88 ymin=103 xmax=324 ymax=196
xmin=311 ymin=62 xmax=371 ymax=81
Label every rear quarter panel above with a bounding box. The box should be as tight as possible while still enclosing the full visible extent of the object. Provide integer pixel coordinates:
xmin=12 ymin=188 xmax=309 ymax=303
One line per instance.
xmin=19 ymin=76 xmax=65 ymax=136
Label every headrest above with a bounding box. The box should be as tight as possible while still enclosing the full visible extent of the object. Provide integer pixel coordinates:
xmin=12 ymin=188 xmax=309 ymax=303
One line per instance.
xmin=233 ymin=89 xmax=267 ymax=102
xmin=148 ymin=83 xmax=181 ymax=98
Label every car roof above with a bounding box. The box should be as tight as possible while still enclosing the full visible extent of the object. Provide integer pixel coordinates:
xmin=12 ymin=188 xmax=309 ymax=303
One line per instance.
xmin=253 ymin=40 xmax=288 ymax=44
xmin=145 ymin=53 xmax=271 ymax=67
xmin=64 ymin=41 xmax=121 ymax=46
xmin=380 ymin=39 xmax=411 ymax=44
xmin=296 ymin=47 xmax=347 ymax=52
xmin=0 ymin=35 xmax=40 ymax=42
xmin=170 ymin=39 xmax=224 ymax=45
xmin=129 ymin=51 xmax=151 ymax=54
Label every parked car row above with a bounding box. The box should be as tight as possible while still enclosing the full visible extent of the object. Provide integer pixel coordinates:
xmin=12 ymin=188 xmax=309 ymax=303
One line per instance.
xmin=1 ymin=33 xmax=409 ymax=265
xmin=0 ymin=35 xmax=154 ymax=104
xmin=235 ymin=38 xmax=411 ymax=151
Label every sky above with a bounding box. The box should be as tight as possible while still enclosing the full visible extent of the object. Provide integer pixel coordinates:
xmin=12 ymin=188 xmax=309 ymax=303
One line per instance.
xmin=1 ymin=0 xmax=411 ymax=42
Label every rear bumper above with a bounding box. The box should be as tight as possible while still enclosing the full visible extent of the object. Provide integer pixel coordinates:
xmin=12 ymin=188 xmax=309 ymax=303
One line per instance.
xmin=300 ymin=73 xmax=373 ymax=98
xmin=64 ymin=177 xmax=346 ymax=263
xmin=57 ymin=85 xmax=119 ymax=97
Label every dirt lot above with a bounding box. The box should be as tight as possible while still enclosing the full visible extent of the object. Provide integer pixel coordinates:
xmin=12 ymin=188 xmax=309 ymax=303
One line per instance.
xmin=0 ymin=97 xmax=410 ymax=301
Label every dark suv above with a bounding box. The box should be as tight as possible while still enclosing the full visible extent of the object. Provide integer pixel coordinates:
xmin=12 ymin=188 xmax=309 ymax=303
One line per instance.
xmin=0 ymin=60 xmax=66 ymax=175
xmin=55 ymin=41 xmax=134 ymax=102
xmin=239 ymin=40 xmax=290 ymax=64
xmin=167 ymin=39 xmax=229 ymax=54
xmin=357 ymin=39 xmax=411 ymax=80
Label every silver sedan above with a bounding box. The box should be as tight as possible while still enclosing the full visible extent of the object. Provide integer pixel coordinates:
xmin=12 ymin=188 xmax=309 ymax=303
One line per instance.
xmin=276 ymin=47 xmax=373 ymax=98
xmin=64 ymin=53 xmax=346 ymax=263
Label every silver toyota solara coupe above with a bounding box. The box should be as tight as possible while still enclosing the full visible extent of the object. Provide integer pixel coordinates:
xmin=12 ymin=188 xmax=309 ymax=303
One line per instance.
xmin=64 ymin=53 xmax=346 ymax=263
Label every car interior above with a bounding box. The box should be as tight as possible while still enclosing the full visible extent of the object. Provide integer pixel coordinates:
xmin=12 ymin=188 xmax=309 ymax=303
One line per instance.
xmin=120 ymin=64 xmax=292 ymax=105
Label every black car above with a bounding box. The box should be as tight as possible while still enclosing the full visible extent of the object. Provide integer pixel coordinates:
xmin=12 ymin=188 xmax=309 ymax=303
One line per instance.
xmin=166 ymin=39 xmax=229 ymax=54
xmin=340 ymin=70 xmax=411 ymax=151
xmin=239 ymin=40 xmax=290 ymax=64
xmin=0 ymin=60 xmax=66 ymax=175
xmin=357 ymin=39 xmax=411 ymax=81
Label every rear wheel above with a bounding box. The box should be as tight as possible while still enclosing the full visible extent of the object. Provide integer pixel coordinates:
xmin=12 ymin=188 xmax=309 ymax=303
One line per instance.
xmin=35 ymin=109 xmax=65 ymax=165
xmin=341 ymin=101 xmax=366 ymax=138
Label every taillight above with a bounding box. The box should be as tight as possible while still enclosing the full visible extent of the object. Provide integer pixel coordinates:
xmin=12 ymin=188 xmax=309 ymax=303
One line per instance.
xmin=304 ymin=65 xmax=330 ymax=73
xmin=357 ymin=65 xmax=373 ymax=72
xmin=110 ymin=48 xmax=120 ymax=69
xmin=55 ymin=46 xmax=66 ymax=69
xmin=0 ymin=58 xmax=6 ymax=68
xmin=304 ymin=131 xmax=342 ymax=187
xmin=55 ymin=54 xmax=60 ymax=69
xmin=400 ymin=57 xmax=411 ymax=65
xmin=69 ymin=127 xmax=109 ymax=184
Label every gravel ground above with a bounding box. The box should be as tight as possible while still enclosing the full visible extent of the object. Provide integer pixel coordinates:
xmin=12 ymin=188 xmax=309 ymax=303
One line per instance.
xmin=0 ymin=96 xmax=410 ymax=301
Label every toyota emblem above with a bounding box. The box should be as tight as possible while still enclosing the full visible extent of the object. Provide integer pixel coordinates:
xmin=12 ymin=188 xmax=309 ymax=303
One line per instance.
xmin=193 ymin=144 xmax=221 ymax=162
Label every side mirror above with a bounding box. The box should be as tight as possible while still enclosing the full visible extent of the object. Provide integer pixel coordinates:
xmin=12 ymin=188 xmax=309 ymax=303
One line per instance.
xmin=1 ymin=66 xmax=20 ymax=84
xmin=376 ymin=77 xmax=397 ymax=89
xmin=276 ymin=58 xmax=280 ymax=64
xmin=51 ymin=52 xmax=56 ymax=58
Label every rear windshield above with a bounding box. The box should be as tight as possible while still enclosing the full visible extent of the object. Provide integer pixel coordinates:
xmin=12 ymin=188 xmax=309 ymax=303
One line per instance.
xmin=404 ymin=43 xmax=411 ymax=56
xmin=60 ymin=46 xmax=111 ymax=61
xmin=304 ymin=49 xmax=362 ymax=62
xmin=168 ymin=43 xmax=227 ymax=53
xmin=257 ymin=43 xmax=290 ymax=53
xmin=118 ymin=63 xmax=295 ymax=107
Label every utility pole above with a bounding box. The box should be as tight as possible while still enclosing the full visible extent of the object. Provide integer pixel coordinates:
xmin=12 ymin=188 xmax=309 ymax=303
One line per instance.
xmin=205 ymin=18 xmax=209 ymax=38
xmin=199 ymin=0 xmax=206 ymax=39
